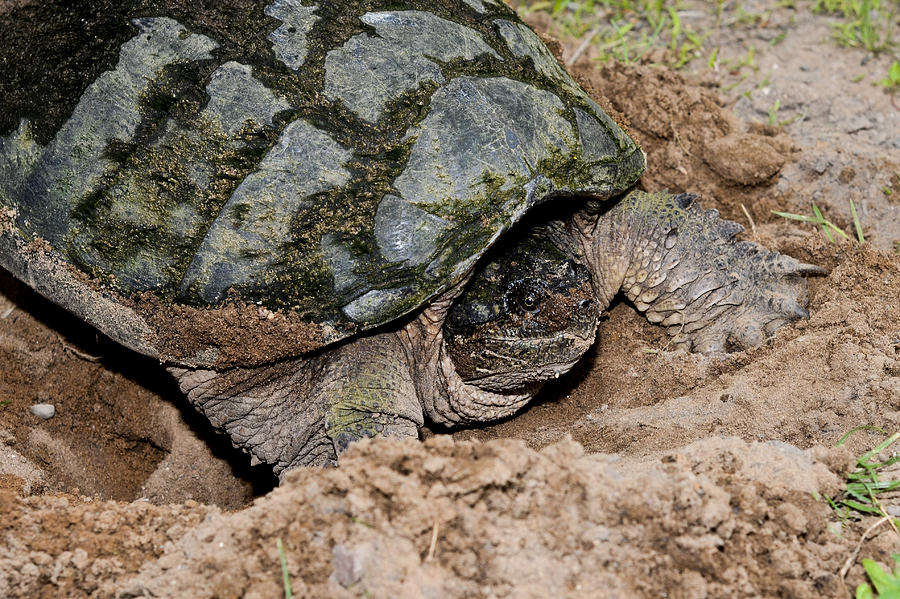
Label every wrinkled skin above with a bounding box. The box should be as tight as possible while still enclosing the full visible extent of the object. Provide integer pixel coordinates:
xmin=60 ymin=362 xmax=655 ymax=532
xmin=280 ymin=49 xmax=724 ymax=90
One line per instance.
xmin=0 ymin=1 xmax=821 ymax=475
xmin=442 ymin=220 xmax=599 ymax=393
xmin=172 ymin=190 xmax=820 ymax=473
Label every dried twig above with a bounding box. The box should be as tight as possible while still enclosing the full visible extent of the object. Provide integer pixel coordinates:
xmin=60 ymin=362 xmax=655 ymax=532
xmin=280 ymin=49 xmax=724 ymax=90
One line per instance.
xmin=566 ymin=27 xmax=599 ymax=66
xmin=839 ymin=516 xmax=898 ymax=585
xmin=740 ymin=203 xmax=757 ymax=237
xmin=426 ymin=521 xmax=440 ymax=562
xmin=61 ymin=342 xmax=102 ymax=362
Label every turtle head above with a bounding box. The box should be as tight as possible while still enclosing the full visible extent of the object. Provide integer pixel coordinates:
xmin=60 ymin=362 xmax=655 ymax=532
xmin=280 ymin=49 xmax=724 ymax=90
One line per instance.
xmin=441 ymin=222 xmax=599 ymax=395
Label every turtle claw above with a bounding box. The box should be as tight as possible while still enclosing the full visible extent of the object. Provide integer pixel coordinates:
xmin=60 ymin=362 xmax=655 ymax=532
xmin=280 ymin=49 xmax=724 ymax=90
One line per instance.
xmin=666 ymin=254 xmax=817 ymax=354
xmin=774 ymin=296 xmax=810 ymax=321
xmin=773 ymin=255 xmax=826 ymax=277
xmin=795 ymin=263 xmax=827 ymax=275
xmin=599 ymin=191 xmax=824 ymax=354
xmin=610 ymin=192 xmax=824 ymax=354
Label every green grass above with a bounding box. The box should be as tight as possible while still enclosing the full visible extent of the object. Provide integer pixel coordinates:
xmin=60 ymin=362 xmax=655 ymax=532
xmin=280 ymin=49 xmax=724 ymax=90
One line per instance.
xmin=518 ymin=0 xmax=796 ymax=71
xmin=772 ymin=202 xmax=863 ymax=243
xmin=349 ymin=515 xmax=375 ymax=528
xmin=830 ymin=430 xmax=900 ymax=521
xmin=524 ymin=0 xmax=899 ymax=77
xmin=0 ymin=400 xmax=9 ymax=409
xmin=277 ymin=538 xmax=293 ymax=599
xmin=766 ymin=99 xmax=782 ymax=125
xmin=519 ymin=0 xmax=708 ymax=67
xmin=812 ymin=0 xmax=900 ymax=53
xmin=880 ymin=60 xmax=900 ymax=90
xmin=824 ymin=0 xmax=899 ymax=51
xmin=772 ymin=198 xmax=865 ymax=243
xmin=849 ymin=199 xmax=865 ymax=242
xmin=857 ymin=556 xmax=900 ymax=599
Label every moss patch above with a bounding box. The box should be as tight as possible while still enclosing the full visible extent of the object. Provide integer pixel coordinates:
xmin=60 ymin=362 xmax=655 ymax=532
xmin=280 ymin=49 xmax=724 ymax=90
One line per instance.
xmin=2 ymin=0 xmax=645 ymax=356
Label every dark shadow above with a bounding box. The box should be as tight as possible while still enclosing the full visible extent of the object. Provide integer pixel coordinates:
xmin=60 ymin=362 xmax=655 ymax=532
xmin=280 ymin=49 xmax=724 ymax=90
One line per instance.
xmin=0 ymin=268 xmax=277 ymax=498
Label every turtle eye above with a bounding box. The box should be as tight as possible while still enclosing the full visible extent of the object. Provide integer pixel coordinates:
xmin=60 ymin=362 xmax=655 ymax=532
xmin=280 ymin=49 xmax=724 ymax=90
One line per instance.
xmin=512 ymin=281 xmax=544 ymax=314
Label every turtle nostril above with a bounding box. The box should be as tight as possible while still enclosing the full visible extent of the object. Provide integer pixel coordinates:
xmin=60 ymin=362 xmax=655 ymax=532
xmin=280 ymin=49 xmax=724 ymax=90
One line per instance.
xmin=577 ymin=298 xmax=593 ymax=311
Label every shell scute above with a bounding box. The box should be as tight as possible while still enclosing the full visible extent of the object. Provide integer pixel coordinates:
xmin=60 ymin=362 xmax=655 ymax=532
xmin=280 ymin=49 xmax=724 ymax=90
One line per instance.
xmin=0 ymin=1 xmax=645 ymax=366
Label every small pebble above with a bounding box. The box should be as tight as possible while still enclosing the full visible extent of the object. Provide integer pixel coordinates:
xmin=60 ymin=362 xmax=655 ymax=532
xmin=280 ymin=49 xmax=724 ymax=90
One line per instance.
xmin=30 ymin=404 xmax=56 ymax=420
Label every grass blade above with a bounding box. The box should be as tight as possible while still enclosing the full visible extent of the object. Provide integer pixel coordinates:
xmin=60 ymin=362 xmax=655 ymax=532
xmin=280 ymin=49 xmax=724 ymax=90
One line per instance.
xmin=838 ymin=426 xmax=888 ymax=446
xmin=850 ymin=199 xmax=865 ymax=242
xmin=830 ymin=431 xmax=900 ymax=521
xmin=771 ymin=210 xmax=819 ymax=223
xmin=863 ymin=557 xmax=900 ymax=594
xmin=773 ymin=204 xmax=849 ymax=242
xmin=277 ymin=537 xmax=293 ymax=599
xmin=812 ymin=203 xmax=835 ymax=242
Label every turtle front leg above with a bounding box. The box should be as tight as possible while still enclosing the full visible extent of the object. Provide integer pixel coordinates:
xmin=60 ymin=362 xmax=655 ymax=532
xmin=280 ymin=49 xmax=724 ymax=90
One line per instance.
xmin=314 ymin=333 xmax=424 ymax=454
xmin=578 ymin=190 xmax=823 ymax=353
xmin=169 ymin=332 xmax=423 ymax=476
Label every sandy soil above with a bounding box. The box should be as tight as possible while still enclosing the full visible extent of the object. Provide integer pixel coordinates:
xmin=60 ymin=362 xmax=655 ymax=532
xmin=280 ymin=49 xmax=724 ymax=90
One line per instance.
xmin=2 ymin=1 xmax=900 ymax=597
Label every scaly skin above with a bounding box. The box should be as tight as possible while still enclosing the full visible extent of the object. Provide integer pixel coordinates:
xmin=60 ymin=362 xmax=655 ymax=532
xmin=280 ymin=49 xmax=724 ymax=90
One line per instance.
xmin=169 ymin=333 xmax=424 ymax=473
xmin=170 ymin=190 xmax=822 ymax=472
xmin=573 ymin=190 xmax=823 ymax=352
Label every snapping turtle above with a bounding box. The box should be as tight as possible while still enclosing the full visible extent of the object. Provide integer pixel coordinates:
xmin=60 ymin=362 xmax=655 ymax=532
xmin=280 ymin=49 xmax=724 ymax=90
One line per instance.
xmin=0 ymin=0 xmax=819 ymax=472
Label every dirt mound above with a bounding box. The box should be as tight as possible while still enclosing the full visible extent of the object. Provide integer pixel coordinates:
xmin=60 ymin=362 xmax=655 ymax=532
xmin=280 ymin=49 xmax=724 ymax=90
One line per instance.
xmin=0 ymin=490 xmax=211 ymax=598
xmin=0 ymin=435 xmax=858 ymax=598
xmin=577 ymin=61 xmax=795 ymax=220
xmin=2 ymin=1 xmax=900 ymax=597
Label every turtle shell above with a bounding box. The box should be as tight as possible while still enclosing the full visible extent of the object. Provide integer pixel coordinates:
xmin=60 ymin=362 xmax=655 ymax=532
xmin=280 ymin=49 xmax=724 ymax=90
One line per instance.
xmin=0 ymin=0 xmax=644 ymax=368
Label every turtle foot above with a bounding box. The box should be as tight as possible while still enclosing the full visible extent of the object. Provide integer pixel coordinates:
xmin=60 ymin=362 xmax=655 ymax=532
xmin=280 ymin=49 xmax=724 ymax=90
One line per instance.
xmin=168 ymin=331 xmax=424 ymax=478
xmin=653 ymin=249 xmax=823 ymax=353
xmin=611 ymin=191 xmax=824 ymax=353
